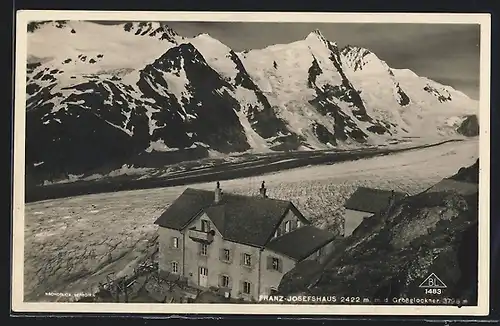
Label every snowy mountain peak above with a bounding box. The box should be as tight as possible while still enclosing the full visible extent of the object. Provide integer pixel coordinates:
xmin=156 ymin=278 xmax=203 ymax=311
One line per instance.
xmin=311 ymin=28 xmax=326 ymax=39
xmin=122 ymin=21 xmax=180 ymax=42
xmin=341 ymin=45 xmax=390 ymax=74
xmin=26 ymin=20 xmax=185 ymax=84
xmin=193 ymin=32 xmax=216 ymax=40
xmin=341 ymin=45 xmax=372 ymax=58
xmin=27 ymin=20 xmax=70 ymax=33
xmin=191 ymin=33 xmax=230 ymax=50
xmin=303 ymin=29 xmax=342 ymax=71
xmin=392 ymin=68 xmax=420 ymax=79
xmin=305 ymin=29 xmax=331 ymax=48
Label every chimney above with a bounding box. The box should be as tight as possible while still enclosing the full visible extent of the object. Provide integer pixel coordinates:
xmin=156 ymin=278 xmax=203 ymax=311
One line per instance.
xmin=259 ymin=181 xmax=267 ymax=198
xmin=214 ymin=181 xmax=222 ymax=204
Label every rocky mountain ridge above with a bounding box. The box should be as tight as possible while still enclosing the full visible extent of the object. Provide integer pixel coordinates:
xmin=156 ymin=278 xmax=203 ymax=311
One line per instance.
xmin=25 ymin=21 xmax=479 ymax=184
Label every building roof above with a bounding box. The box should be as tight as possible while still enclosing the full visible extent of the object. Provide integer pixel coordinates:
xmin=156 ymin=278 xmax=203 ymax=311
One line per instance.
xmin=265 ymin=225 xmax=336 ymax=261
xmin=154 ymin=187 xmax=302 ymax=247
xmin=344 ymin=187 xmax=407 ymax=214
xmin=425 ymin=178 xmax=479 ymax=196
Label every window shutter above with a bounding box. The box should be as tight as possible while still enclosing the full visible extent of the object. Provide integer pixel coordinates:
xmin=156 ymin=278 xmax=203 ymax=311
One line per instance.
xmin=228 ymin=250 xmax=233 ymax=263
xmin=292 ymin=220 xmax=298 ymax=230
xmin=218 ymin=274 xmax=222 ymax=287
xmin=266 ymin=256 xmax=272 ymax=270
xmin=240 ymin=252 xmax=245 ymax=265
xmin=240 ymin=280 xmax=244 ymax=293
xmin=278 ymin=258 xmax=283 ymax=273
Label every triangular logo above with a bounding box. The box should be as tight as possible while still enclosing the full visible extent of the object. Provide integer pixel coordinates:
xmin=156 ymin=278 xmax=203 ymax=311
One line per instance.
xmin=419 ymin=273 xmax=447 ymax=288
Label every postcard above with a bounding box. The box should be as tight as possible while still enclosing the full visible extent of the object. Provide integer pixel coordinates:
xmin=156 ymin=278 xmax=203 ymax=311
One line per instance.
xmin=12 ymin=10 xmax=491 ymax=316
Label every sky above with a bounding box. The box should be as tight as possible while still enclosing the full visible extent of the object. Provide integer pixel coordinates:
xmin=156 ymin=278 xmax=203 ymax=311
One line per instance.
xmin=95 ymin=21 xmax=480 ymax=99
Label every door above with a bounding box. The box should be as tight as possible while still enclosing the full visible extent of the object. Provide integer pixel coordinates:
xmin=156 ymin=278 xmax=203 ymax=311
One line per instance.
xmin=199 ymin=267 xmax=208 ymax=287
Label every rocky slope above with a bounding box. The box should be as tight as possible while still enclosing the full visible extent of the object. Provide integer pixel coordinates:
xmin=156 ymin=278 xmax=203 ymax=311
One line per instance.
xmin=278 ymin=159 xmax=479 ymax=304
xmin=457 ymin=115 xmax=480 ymax=137
xmin=25 ymin=21 xmax=479 ymax=184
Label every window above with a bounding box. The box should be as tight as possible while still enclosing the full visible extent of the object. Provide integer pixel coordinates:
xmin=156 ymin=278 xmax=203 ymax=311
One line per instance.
xmin=220 ymin=275 xmax=230 ymax=288
xmin=221 ymin=248 xmax=230 ymax=262
xmin=243 ymin=253 xmax=252 ymax=266
xmin=243 ymin=281 xmax=251 ymax=295
xmin=297 ymin=220 xmax=301 ymax=228
xmin=171 ymin=261 xmax=179 ymax=274
xmin=201 ymin=220 xmax=210 ymax=232
xmin=267 ymin=256 xmax=282 ymax=272
xmin=200 ymin=243 xmax=208 ymax=256
xmin=284 ymin=220 xmax=291 ymax=233
xmin=272 ymin=257 xmax=280 ymax=271
xmin=172 ymin=237 xmax=179 ymax=248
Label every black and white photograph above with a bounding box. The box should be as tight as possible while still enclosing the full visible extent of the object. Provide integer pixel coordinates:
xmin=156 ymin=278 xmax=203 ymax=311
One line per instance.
xmin=12 ymin=11 xmax=490 ymax=315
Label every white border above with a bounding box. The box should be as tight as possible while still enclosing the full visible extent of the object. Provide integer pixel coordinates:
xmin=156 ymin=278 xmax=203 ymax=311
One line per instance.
xmin=12 ymin=10 xmax=491 ymax=316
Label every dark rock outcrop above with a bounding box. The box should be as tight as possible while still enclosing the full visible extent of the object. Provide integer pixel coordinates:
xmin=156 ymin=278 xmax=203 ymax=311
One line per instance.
xmin=457 ymin=115 xmax=480 ymax=137
xmin=450 ymin=158 xmax=479 ymax=184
